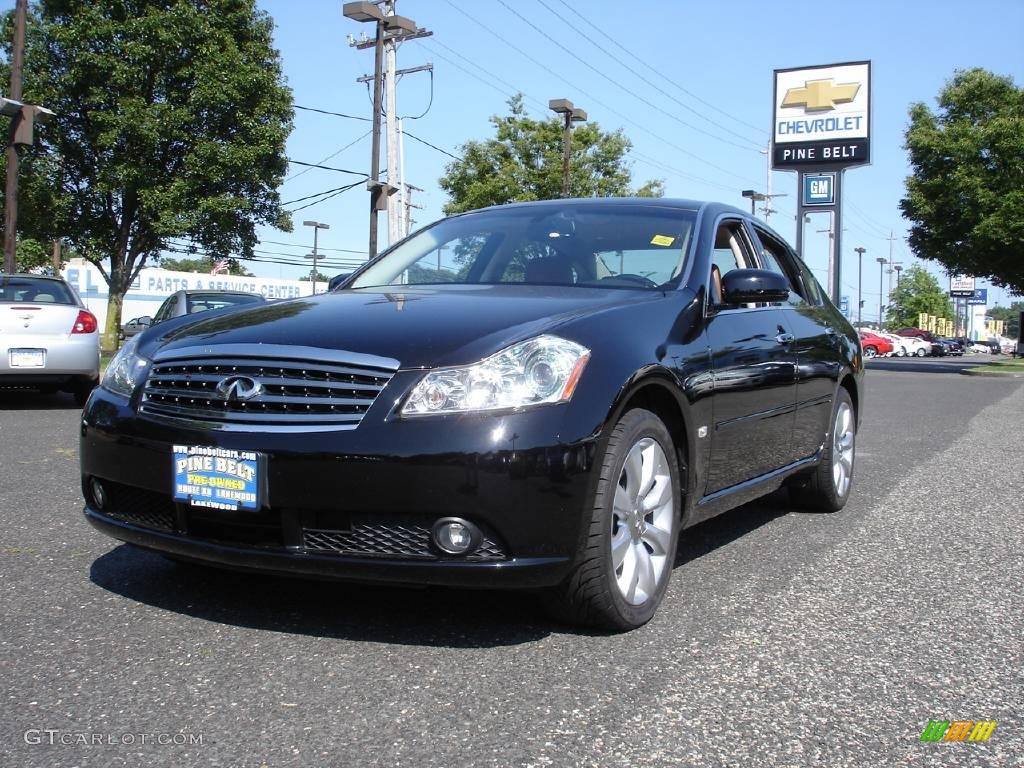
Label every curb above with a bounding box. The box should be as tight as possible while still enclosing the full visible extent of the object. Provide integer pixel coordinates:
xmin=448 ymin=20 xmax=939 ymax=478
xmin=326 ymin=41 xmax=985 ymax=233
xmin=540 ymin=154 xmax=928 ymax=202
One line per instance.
xmin=960 ymin=368 xmax=1024 ymax=378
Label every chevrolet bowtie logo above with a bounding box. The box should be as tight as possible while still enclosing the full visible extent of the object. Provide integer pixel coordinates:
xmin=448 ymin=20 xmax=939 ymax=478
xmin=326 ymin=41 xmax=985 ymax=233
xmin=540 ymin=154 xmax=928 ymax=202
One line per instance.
xmin=782 ymin=79 xmax=861 ymax=112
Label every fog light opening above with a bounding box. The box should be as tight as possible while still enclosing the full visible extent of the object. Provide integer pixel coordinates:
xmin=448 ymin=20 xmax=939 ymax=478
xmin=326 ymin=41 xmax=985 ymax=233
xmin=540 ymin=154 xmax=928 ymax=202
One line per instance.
xmin=432 ymin=518 xmax=480 ymax=556
xmin=89 ymin=478 xmax=107 ymax=510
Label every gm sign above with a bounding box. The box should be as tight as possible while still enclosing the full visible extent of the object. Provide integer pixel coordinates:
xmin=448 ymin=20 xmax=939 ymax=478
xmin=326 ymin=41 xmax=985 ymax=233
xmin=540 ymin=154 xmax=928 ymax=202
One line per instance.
xmin=773 ymin=61 xmax=871 ymax=169
xmin=802 ymin=173 xmax=836 ymax=206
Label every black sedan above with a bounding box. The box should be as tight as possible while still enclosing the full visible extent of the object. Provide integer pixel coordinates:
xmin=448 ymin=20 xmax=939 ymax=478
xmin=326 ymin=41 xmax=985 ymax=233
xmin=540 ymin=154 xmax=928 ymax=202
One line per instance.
xmin=81 ymin=199 xmax=863 ymax=630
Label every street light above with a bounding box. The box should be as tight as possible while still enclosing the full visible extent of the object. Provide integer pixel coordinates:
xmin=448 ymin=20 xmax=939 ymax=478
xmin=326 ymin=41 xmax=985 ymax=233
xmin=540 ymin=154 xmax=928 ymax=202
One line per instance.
xmin=303 ymin=220 xmax=329 ymax=294
xmin=876 ymin=256 xmax=887 ymax=329
xmin=854 ymin=246 xmax=866 ymax=327
xmin=304 ymin=253 xmax=321 ymax=293
xmin=741 ymin=189 xmax=766 ymax=217
xmin=549 ymin=99 xmax=587 ymax=198
xmin=343 ymin=2 xmax=415 ymax=259
xmin=894 ymin=264 xmax=903 ymax=288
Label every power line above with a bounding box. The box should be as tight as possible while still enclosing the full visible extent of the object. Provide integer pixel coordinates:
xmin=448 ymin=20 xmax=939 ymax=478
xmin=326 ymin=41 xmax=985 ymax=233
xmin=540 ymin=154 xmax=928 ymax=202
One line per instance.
xmin=294 ymin=104 xmax=372 ymax=122
xmin=533 ymin=0 xmax=764 ymax=149
xmin=494 ymin=0 xmax=761 ymax=153
xmin=423 ymin=39 xmax=550 ymax=113
xmin=288 ymin=179 xmax=365 ymax=213
xmin=281 ymin=184 xmax=362 ymax=207
xmin=402 ymin=130 xmax=461 ymax=160
xmin=552 ymin=0 xmax=766 ymax=137
xmin=287 ymin=159 xmax=367 ymax=176
xmin=441 ymin=0 xmax=760 ymax=186
xmin=285 ymin=131 xmax=371 ymax=183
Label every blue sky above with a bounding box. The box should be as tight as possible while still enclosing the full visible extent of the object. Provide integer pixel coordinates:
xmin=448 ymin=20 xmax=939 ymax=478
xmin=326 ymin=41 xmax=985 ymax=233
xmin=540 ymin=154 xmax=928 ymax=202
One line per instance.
xmin=7 ymin=0 xmax=1024 ymax=313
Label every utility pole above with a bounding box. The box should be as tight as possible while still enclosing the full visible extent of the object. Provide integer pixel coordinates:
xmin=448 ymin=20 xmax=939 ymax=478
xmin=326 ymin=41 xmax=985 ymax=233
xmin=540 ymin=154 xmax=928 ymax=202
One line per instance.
xmin=886 ymin=230 xmax=898 ymax=303
xmin=384 ymin=1 xmax=400 ymax=247
xmin=345 ymin=2 xmax=430 ymax=258
xmin=51 ymin=238 xmax=61 ymax=275
xmin=549 ymin=99 xmax=587 ymax=198
xmin=854 ymin=246 xmax=866 ymax=327
xmin=3 ymin=0 xmax=27 ymax=273
xmin=403 ymin=183 xmax=422 ymax=238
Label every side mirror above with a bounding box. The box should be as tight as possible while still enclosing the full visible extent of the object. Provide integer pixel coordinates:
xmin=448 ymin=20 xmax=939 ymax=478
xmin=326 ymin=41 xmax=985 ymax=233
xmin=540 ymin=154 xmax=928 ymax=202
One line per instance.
xmin=328 ymin=273 xmax=352 ymax=291
xmin=721 ymin=268 xmax=790 ymax=304
xmin=138 ymin=316 xmax=153 ymax=326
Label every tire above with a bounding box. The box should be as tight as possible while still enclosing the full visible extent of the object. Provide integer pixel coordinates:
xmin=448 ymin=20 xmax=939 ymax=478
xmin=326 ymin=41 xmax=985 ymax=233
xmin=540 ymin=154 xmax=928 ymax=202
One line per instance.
xmin=543 ymin=408 xmax=681 ymax=631
xmin=863 ymin=346 xmax=877 ymax=358
xmin=916 ymin=348 xmax=926 ymax=357
xmin=790 ymin=387 xmax=856 ymax=513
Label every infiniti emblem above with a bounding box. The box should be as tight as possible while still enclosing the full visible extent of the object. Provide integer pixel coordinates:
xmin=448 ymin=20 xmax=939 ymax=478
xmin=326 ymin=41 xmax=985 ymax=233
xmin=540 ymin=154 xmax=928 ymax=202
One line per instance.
xmin=216 ymin=375 xmax=263 ymax=402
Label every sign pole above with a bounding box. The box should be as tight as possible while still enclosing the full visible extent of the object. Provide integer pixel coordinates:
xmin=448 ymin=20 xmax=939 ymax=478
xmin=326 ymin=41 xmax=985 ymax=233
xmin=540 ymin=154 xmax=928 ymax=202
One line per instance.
xmin=831 ymin=170 xmax=844 ymax=304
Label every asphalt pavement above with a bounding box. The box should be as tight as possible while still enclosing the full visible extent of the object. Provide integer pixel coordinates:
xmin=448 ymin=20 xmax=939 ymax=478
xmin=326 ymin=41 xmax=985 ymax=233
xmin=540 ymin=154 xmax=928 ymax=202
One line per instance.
xmin=1 ymin=362 xmax=1022 ymax=767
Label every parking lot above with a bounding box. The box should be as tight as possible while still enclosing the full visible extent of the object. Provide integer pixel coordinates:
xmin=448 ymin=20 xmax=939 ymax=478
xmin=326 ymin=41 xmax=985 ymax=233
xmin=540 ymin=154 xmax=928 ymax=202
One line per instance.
xmin=2 ymin=363 xmax=1022 ymax=768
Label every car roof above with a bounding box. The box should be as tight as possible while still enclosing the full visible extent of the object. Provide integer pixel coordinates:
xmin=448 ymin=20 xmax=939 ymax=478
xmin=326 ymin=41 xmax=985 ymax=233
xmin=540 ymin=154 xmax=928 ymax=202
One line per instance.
xmin=464 ymin=197 xmax=736 ymax=217
xmin=177 ymin=290 xmax=263 ymax=297
xmin=1 ymin=273 xmax=67 ymax=282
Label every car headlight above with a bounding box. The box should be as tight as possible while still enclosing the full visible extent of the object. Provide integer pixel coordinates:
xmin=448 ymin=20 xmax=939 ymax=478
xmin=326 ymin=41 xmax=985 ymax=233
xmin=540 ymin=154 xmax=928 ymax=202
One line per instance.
xmin=401 ymin=335 xmax=591 ymax=416
xmin=101 ymin=336 xmax=150 ymax=397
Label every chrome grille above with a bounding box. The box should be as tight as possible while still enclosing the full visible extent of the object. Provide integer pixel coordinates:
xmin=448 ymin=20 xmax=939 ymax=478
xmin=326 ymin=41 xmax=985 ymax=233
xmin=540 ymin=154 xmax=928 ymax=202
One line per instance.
xmin=140 ymin=356 xmax=393 ymax=429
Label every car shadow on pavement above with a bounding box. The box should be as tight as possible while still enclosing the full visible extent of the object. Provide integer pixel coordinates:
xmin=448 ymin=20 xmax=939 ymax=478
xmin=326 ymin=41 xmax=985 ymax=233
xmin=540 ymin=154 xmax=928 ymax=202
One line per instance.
xmin=89 ymin=543 xmax=552 ymax=648
xmin=88 ymin=492 xmax=798 ymax=645
xmin=866 ymin=358 xmax=984 ymax=374
xmin=0 ymin=389 xmax=82 ymax=410
xmin=674 ymin=489 xmax=790 ymax=568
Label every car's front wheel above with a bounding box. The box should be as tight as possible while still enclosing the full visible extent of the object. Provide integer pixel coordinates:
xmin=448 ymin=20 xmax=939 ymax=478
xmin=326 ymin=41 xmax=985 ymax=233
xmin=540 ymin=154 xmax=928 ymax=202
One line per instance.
xmin=544 ymin=408 xmax=680 ymax=631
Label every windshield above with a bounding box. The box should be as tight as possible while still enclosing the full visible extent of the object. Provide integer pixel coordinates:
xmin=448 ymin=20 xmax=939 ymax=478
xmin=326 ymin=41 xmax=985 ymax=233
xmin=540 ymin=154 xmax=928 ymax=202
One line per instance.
xmin=349 ymin=204 xmax=697 ymax=291
xmin=0 ymin=276 xmax=77 ymax=305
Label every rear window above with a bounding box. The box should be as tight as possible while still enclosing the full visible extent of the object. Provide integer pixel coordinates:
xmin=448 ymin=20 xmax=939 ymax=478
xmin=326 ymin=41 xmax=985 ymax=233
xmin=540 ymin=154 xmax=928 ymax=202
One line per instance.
xmin=185 ymin=293 xmax=265 ymax=314
xmin=0 ymin=276 xmax=77 ymax=305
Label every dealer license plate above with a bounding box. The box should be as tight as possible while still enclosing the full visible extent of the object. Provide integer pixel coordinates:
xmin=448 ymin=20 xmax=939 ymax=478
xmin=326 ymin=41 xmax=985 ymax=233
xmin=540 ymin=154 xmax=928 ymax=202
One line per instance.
xmin=172 ymin=445 xmax=263 ymax=511
xmin=9 ymin=348 xmax=45 ymax=367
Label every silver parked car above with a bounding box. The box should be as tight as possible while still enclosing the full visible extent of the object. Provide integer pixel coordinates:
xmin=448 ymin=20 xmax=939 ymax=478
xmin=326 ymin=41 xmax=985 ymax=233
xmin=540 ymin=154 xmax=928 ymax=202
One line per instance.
xmin=1 ymin=274 xmax=100 ymax=405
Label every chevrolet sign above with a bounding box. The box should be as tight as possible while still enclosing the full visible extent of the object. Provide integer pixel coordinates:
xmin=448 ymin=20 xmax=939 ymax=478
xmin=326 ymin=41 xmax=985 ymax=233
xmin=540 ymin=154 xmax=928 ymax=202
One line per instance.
xmin=773 ymin=62 xmax=871 ymax=169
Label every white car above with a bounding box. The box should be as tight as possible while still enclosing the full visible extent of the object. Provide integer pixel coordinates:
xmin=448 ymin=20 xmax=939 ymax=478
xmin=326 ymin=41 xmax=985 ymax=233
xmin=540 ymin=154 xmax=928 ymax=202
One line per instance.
xmin=1 ymin=274 xmax=100 ymax=404
xmin=897 ymin=336 xmax=932 ymax=357
xmin=967 ymin=342 xmax=990 ymax=354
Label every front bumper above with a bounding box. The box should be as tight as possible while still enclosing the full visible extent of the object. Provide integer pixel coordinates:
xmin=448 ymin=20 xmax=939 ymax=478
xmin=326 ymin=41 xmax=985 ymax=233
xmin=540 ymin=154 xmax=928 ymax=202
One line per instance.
xmin=80 ymin=382 xmax=601 ymax=589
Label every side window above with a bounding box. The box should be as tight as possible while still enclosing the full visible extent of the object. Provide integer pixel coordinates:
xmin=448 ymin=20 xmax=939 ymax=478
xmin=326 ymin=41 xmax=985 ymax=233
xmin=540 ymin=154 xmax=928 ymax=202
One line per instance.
xmin=153 ymin=294 xmax=177 ymax=323
xmin=750 ymin=227 xmax=812 ymax=305
xmin=709 ymin=220 xmax=754 ymax=307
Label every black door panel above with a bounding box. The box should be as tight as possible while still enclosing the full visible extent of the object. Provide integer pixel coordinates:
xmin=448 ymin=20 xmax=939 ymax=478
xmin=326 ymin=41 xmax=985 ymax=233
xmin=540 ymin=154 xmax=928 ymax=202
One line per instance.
xmin=705 ymin=308 xmax=796 ymax=494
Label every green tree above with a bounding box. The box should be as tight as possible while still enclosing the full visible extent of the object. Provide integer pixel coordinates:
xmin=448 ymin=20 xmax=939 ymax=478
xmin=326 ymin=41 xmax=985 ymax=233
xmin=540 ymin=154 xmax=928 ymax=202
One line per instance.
xmin=299 ymin=270 xmax=330 ymax=283
xmin=15 ymin=238 xmax=51 ymax=272
xmin=3 ymin=0 xmax=293 ymax=349
xmin=439 ymin=95 xmax=663 ymax=215
xmin=884 ymin=265 xmax=954 ymax=329
xmin=160 ymin=256 xmax=253 ymax=277
xmin=989 ymin=302 xmax=1022 ymax=339
xmin=900 ymin=69 xmax=1024 ymax=295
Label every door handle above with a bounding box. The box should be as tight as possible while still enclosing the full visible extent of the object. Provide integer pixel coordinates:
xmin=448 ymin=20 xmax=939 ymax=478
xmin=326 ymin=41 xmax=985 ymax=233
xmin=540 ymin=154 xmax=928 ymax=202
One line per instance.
xmin=776 ymin=332 xmax=795 ymax=345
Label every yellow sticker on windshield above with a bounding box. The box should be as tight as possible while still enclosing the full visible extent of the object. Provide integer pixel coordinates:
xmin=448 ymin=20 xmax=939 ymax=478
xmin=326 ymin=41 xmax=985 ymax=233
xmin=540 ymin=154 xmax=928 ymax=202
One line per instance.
xmin=650 ymin=234 xmax=675 ymax=247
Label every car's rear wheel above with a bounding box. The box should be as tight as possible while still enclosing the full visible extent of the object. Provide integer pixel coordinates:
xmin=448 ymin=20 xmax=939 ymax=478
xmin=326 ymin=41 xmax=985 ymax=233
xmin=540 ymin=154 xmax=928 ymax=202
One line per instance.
xmin=863 ymin=346 xmax=877 ymax=358
xmin=790 ymin=388 xmax=856 ymax=512
xmin=543 ymin=408 xmax=680 ymax=631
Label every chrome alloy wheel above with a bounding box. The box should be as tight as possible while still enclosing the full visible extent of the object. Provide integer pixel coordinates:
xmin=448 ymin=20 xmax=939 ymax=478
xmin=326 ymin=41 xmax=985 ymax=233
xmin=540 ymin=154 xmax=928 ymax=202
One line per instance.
xmin=831 ymin=401 xmax=855 ymax=497
xmin=611 ymin=437 xmax=675 ymax=606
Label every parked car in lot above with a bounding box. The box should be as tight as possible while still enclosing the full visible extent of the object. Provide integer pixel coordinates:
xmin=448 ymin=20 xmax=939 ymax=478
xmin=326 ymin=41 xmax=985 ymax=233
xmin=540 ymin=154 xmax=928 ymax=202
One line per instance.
xmin=119 ymin=316 xmax=152 ymax=340
xmin=858 ymin=330 xmax=893 ymax=358
xmin=936 ymin=337 xmax=963 ymax=356
xmin=150 ymin=289 xmax=266 ymax=325
xmin=81 ymin=198 xmax=864 ymax=630
xmin=1 ymin=274 xmax=99 ymax=405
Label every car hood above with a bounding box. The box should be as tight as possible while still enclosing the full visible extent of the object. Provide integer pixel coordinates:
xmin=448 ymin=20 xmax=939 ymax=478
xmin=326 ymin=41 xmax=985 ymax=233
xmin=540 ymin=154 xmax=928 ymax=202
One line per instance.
xmin=141 ymin=284 xmax=665 ymax=369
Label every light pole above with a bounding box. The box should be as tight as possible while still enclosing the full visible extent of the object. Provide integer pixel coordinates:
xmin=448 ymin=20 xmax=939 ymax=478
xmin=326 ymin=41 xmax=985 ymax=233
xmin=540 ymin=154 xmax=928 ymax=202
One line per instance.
xmin=304 ymin=253 xmax=321 ymax=293
xmin=894 ymin=264 xmax=903 ymax=289
xmin=303 ymin=220 xmax=329 ymax=294
xmin=854 ymin=247 xmax=866 ymax=327
xmin=876 ymin=256 xmax=887 ymax=329
xmin=549 ymin=99 xmax=587 ymax=198
xmin=343 ymin=2 xmax=414 ymax=259
xmin=741 ymin=189 xmax=765 ymax=216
